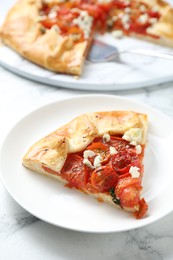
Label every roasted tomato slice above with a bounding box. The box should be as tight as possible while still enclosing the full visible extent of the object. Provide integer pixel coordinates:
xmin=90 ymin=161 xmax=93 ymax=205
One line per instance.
xmin=109 ymin=137 xmax=139 ymax=174
xmin=86 ymin=141 xmax=110 ymax=164
xmin=41 ymin=18 xmax=58 ymax=29
xmin=108 ymin=136 xmax=131 ymax=151
xmin=61 ymin=154 xmax=86 ymax=189
xmin=40 ymin=7 xmax=80 ymax=32
xmin=115 ymin=177 xmax=142 ymax=208
xmin=91 ymin=165 xmax=117 ymax=192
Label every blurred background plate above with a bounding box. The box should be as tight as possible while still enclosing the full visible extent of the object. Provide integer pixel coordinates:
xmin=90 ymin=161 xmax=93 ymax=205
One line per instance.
xmin=1 ymin=0 xmax=173 ymax=91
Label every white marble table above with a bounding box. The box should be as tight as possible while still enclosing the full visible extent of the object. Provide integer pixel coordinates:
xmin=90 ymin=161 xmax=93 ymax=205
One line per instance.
xmin=1 ymin=1 xmax=173 ymax=259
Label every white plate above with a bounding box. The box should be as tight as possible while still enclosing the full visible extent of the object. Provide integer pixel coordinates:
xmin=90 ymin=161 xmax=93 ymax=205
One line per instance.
xmin=1 ymin=94 xmax=173 ymax=233
xmin=1 ymin=34 xmax=173 ymax=91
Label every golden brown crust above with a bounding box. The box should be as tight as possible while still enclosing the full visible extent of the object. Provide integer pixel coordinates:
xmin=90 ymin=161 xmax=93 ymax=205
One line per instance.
xmin=0 ymin=0 xmax=89 ymax=75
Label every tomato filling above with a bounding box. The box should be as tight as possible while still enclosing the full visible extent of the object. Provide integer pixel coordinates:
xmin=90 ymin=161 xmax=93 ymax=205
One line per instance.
xmin=42 ymin=135 xmax=147 ymax=218
xmin=39 ymin=0 xmax=161 ymax=41
xmin=40 ymin=3 xmax=86 ymax=42
xmin=107 ymin=0 xmax=161 ymax=38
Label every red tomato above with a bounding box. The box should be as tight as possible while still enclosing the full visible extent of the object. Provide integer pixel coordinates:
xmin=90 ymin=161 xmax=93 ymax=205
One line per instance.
xmin=58 ymin=8 xmax=71 ymax=16
xmin=58 ymin=9 xmax=79 ymax=22
xmin=112 ymin=1 xmax=130 ymax=9
xmin=41 ymin=19 xmax=58 ymax=29
xmin=61 ymin=154 xmax=86 ymax=189
xmin=108 ymin=136 xmax=131 ymax=151
xmin=111 ymin=150 xmax=138 ymax=174
xmin=134 ymin=198 xmax=148 ymax=219
xmin=147 ymin=10 xmax=160 ymax=19
xmin=118 ymin=172 xmax=131 ymax=180
xmin=117 ymin=186 xmax=140 ymax=208
xmin=115 ymin=177 xmax=141 ymax=198
xmin=91 ymin=166 xmax=117 ymax=192
xmin=86 ymin=141 xmax=110 ymax=164
xmin=115 ymin=177 xmax=142 ymax=209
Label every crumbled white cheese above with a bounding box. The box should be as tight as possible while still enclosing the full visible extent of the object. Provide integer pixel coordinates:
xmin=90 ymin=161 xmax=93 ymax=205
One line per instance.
xmin=139 ymin=5 xmax=147 ymax=12
xmin=93 ymin=155 xmax=102 ymax=168
xmin=129 ymin=166 xmax=140 ymax=178
xmin=83 ymin=158 xmax=94 ymax=169
xmin=73 ymin=10 xmax=93 ymax=39
xmin=136 ymin=145 xmax=142 ymax=155
xmin=83 ymin=150 xmax=95 ymax=159
xmin=48 ymin=11 xmax=57 ymax=19
xmin=124 ymin=7 xmax=131 ymax=13
xmin=138 ymin=14 xmax=149 ymax=24
xmin=109 ymin=146 xmax=118 ymax=155
xmin=111 ymin=30 xmax=123 ymax=39
xmin=149 ymin=18 xmax=158 ymax=24
xmin=122 ymin=128 xmax=142 ymax=146
xmin=103 ymin=133 xmax=110 ymax=142
xmin=121 ymin=14 xmax=130 ymax=24
xmin=123 ymin=23 xmax=130 ymax=30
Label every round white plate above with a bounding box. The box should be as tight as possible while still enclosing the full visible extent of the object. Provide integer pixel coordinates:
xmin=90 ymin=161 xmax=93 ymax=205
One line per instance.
xmin=1 ymin=94 xmax=173 ymax=233
xmin=1 ymin=34 xmax=173 ymax=91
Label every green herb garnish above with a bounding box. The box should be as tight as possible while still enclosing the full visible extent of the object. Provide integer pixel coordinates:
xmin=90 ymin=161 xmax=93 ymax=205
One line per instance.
xmin=109 ymin=187 xmax=121 ymax=206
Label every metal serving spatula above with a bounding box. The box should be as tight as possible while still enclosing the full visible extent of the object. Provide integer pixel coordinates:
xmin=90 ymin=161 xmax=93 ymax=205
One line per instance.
xmin=87 ymin=39 xmax=173 ymax=62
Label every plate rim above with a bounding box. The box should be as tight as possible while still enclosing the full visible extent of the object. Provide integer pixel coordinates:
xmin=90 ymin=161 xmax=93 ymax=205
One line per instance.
xmin=1 ymin=94 xmax=173 ymax=233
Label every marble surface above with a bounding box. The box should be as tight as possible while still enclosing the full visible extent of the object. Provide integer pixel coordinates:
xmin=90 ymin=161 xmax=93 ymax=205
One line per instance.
xmin=1 ymin=1 xmax=173 ymax=259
